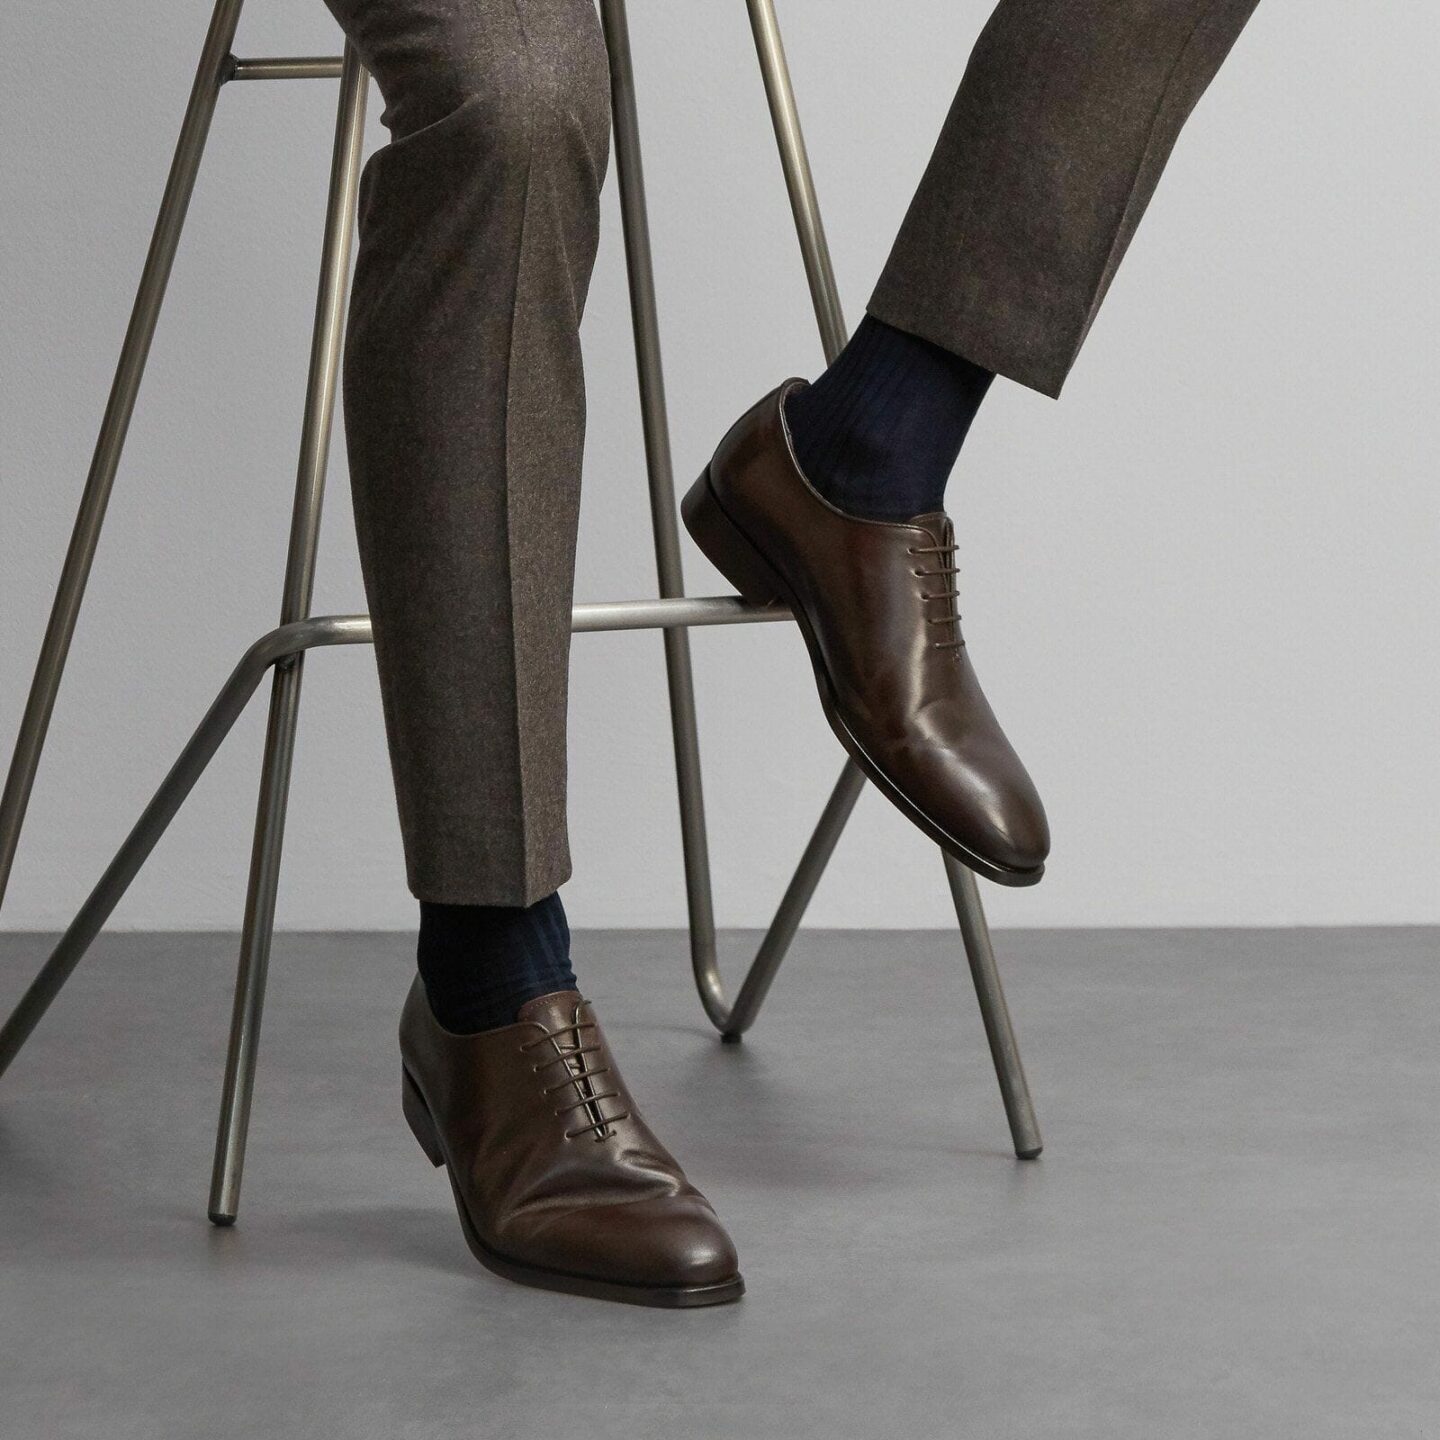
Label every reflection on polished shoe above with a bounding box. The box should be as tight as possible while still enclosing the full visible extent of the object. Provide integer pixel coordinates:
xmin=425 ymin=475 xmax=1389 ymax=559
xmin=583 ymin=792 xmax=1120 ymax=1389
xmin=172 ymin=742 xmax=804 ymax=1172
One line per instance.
xmin=684 ymin=380 xmax=1048 ymax=886
xmin=399 ymin=979 xmax=744 ymax=1307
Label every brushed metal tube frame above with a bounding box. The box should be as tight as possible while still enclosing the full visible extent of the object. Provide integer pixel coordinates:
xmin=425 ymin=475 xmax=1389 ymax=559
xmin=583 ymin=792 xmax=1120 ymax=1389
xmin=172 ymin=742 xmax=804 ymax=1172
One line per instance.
xmin=0 ymin=0 xmax=247 ymax=913
xmin=0 ymin=599 xmax=781 ymax=1085
xmin=945 ymin=856 xmax=1042 ymax=1158
xmin=0 ymin=593 xmax=787 ymax=1085
xmin=683 ymin=0 xmax=876 ymax=1042
xmin=745 ymin=0 xmax=848 ymax=361
xmin=0 ymin=0 xmax=1040 ymax=1199
xmin=717 ymin=761 xmax=866 ymax=1039
xmin=737 ymin=0 xmax=1041 ymax=1154
xmin=0 ymin=618 xmax=367 ymax=1083
xmin=598 ymin=1 xmax=726 ymax=1031
xmin=227 ymin=56 xmax=346 ymax=81
xmin=207 ymin=42 xmax=369 ymax=1224
xmin=597 ymin=0 xmax=882 ymax=1040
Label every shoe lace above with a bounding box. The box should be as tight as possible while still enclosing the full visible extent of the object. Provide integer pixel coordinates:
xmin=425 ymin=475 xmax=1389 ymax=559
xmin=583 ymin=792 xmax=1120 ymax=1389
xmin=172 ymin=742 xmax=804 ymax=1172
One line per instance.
xmin=519 ymin=1007 xmax=630 ymax=1141
xmin=907 ymin=539 xmax=965 ymax=650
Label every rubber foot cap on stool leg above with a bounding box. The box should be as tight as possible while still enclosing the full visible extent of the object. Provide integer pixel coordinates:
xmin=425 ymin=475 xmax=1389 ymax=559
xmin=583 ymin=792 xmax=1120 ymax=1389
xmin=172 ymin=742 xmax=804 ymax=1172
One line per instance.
xmin=208 ymin=1211 xmax=237 ymax=1227
xmin=720 ymin=1031 xmax=743 ymax=1046
xmin=1016 ymin=1145 xmax=1043 ymax=1161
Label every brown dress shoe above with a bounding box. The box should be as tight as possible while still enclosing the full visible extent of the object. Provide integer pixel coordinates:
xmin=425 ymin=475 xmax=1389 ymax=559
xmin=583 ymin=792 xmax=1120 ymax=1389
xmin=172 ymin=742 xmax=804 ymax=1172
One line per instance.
xmin=399 ymin=980 xmax=743 ymax=1307
xmin=683 ymin=380 xmax=1048 ymax=885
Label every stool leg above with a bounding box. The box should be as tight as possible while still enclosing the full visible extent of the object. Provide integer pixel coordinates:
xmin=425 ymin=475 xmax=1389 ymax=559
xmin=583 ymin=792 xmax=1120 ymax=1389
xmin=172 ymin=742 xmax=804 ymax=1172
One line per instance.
xmin=0 ymin=632 xmax=299 ymax=1080
xmin=746 ymin=0 xmax=1045 ymax=1161
xmin=598 ymin=0 xmax=723 ymax=1017
xmin=0 ymin=0 xmax=247 ymax=914
xmin=720 ymin=760 xmax=866 ymax=1038
xmin=723 ymin=0 xmax=868 ymax=1032
xmin=603 ymin=0 xmax=868 ymax=1037
xmin=745 ymin=0 xmax=847 ymax=363
xmin=945 ymin=855 xmax=1043 ymax=1158
xmin=207 ymin=48 xmax=368 ymax=1225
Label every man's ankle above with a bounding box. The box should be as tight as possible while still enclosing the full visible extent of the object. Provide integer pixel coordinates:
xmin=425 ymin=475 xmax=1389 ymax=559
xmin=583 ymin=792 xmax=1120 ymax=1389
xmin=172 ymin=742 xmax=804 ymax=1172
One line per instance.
xmin=784 ymin=314 xmax=993 ymax=522
xmin=416 ymin=892 xmax=576 ymax=1034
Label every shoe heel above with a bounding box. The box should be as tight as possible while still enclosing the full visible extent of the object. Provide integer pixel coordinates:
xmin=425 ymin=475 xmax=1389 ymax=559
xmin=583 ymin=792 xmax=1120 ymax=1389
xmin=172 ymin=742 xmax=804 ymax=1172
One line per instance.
xmin=401 ymin=1068 xmax=445 ymax=1169
xmin=681 ymin=468 xmax=783 ymax=605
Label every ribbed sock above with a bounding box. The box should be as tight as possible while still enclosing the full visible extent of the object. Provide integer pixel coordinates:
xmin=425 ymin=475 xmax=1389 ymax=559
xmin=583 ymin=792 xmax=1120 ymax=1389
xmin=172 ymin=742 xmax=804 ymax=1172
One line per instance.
xmin=416 ymin=892 xmax=577 ymax=1034
xmin=784 ymin=314 xmax=994 ymax=521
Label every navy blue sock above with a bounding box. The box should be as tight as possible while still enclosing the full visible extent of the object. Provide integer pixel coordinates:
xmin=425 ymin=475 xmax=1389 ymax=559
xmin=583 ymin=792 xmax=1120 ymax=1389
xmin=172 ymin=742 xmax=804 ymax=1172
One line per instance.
xmin=784 ymin=314 xmax=994 ymax=522
xmin=417 ymin=892 xmax=577 ymax=1034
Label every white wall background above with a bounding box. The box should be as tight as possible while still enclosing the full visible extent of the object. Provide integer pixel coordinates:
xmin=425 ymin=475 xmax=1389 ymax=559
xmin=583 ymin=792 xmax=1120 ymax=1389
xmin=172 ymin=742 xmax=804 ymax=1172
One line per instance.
xmin=3 ymin=1 xmax=1437 ymax=933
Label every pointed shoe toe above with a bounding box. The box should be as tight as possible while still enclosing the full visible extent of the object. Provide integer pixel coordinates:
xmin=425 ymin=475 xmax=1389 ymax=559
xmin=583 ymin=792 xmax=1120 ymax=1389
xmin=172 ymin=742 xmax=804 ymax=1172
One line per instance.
xmin=519 ymin=1194 xmax=742 ymax=1296
xmin=398 ymin=981 xmax=743 ymax=1308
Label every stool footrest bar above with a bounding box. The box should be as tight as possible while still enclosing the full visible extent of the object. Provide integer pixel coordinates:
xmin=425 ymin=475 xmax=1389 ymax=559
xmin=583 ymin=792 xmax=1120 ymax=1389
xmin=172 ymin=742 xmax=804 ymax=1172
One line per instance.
xmin=226 ymin=56 xmax=346 ymax=81
xmin=0 ymin=593 xmax=786 ymax=1081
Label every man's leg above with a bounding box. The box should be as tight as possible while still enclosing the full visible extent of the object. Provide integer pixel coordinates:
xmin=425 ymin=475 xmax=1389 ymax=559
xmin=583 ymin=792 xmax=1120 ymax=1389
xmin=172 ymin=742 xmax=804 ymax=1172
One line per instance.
xmin=688 ymin=0 xmax=1262 ymax=881
xmin=323 ymin=0 xmax=741 ymax=1306
xmin=327 ymin=0 xmax=609 ymax=1034
xmin=328 ymin=0 xmax=608 ymax=911
xmin=868 ymin=0 xmax=1264 ymax=398
xmin=793 ymin=0 xmax=1264 ymax=521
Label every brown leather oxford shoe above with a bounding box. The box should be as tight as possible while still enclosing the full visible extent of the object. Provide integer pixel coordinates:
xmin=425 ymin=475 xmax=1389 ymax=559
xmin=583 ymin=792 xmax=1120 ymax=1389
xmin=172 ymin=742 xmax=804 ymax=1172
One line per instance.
xmin=399 ymin=979 xmax=743 ymax=1307
xmin=683 ymin=379 xmax=1048 ymax=886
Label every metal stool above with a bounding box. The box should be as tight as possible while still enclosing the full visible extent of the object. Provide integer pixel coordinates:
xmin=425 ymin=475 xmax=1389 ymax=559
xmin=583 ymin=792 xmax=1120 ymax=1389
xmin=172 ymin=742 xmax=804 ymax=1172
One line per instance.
xmin=0 ymin=0 xmax=1042 ymax=1226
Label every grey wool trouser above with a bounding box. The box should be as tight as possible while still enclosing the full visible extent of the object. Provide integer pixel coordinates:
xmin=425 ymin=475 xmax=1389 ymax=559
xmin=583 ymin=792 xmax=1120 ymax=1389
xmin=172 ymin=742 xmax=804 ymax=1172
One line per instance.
xmin=321 ymin=0 xmax=1261 ymax=906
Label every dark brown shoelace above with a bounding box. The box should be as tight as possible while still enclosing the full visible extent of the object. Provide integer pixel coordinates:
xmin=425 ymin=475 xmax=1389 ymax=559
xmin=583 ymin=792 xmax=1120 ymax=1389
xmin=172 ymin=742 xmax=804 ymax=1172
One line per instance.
xmin=908 ymin=541 xmax=965 ymax=649
xmin=520 ymin=1011 xmax=630 ymax=1141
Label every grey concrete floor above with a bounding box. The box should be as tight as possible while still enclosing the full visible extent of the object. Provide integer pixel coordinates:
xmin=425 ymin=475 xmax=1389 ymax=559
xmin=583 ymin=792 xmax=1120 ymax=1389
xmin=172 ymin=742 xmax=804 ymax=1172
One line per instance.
xmin=0 ymin=927 xmax=1436 ymax=1439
